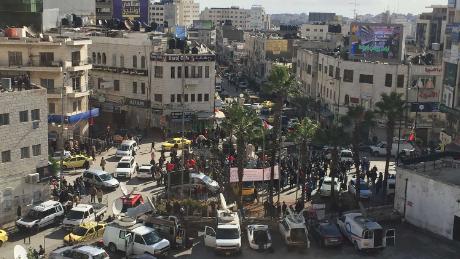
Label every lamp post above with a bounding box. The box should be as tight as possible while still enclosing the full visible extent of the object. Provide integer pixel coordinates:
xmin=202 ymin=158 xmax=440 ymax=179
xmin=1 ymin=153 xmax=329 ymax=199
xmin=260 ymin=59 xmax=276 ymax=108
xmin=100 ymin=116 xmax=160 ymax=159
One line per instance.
xmin=58 ymin=72 xmax=68 ymax=189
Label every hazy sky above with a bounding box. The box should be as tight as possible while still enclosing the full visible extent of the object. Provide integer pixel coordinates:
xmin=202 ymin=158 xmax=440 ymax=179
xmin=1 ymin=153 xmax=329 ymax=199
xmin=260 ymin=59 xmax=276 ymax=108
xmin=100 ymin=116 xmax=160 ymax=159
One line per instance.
xmin=197 ymin=0 xmax=446 ymax=17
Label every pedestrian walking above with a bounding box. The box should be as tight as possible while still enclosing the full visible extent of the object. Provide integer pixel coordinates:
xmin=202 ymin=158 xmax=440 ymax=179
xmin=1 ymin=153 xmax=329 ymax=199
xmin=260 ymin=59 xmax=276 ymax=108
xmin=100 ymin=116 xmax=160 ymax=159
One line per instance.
xmin=151 ymin=140 xmax=155 ymax=152
xmin=17 ymin=205 xmax=21 ymax=220
xmin=282 ymin=201 xmax=287 ymax=216
xmin=90 ymin=186 xmax=97 ymax=203
xmin=96 ymin=188 xmax=103 ymax=203
xmin=83 ymin=159 xmax=90 ymax=170
xmin=100 ymin=157 xmax=106 ymax=171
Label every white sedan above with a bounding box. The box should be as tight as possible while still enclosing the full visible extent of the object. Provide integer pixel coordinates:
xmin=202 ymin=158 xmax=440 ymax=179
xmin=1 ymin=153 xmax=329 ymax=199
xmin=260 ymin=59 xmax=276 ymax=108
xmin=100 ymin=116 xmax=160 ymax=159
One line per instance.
xmin=319 ymin=177 xmax=341 ymax=197
xmin=247 ymin=224 xmax=272 ymax=251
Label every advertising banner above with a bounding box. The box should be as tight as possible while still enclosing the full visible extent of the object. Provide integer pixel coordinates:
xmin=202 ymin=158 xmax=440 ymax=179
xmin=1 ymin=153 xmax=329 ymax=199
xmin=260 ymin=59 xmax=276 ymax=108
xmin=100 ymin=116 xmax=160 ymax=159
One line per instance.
xmin=229 ymin=166 xmax=279 ymax=183
xmin=410 ymin=102 xmax=440 ymax=113
xmin=349 ymin=23 xmax=403 ymax=62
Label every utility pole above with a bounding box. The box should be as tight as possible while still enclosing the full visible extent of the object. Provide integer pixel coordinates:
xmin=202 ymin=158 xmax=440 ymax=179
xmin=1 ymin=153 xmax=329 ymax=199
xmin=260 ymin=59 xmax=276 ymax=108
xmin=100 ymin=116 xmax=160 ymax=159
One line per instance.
xmin=59 ymin=72 xmax=67 ymax=189
xmin=180 ymin=51 xmax=186 ymax=199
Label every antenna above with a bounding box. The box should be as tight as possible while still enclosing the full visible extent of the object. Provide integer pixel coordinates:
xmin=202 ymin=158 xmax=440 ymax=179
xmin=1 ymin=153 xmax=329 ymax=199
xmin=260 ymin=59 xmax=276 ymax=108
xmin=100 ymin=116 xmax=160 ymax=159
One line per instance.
xmin=14 ymin=245 xmax=27 ymax=259
xmin=219 ymin=193 xmax=235 ymax=212
xmin=112 ymin=198 xmax=123 ymax=216
xmin=349 ymin=0 xmax=359 ymax=21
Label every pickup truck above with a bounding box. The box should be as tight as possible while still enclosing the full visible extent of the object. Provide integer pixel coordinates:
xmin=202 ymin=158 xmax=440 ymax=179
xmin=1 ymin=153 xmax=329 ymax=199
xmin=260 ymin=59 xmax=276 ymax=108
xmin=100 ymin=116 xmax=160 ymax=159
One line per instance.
xmin=63 ymin=204 xmax=107 ymax=230
xmin=369 ymin=141 xmax=414 ymax=157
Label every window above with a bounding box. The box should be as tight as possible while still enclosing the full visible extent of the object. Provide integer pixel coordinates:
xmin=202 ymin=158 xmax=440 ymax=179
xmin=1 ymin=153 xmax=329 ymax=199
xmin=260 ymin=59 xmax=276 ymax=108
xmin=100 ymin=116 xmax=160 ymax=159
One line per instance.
xmin=154 ymin=66 xmax=163 ymax=78
xmin=324 ymin=65 xmax=328 ymax=74
xmin=21 ymin=147 xmax=30 ymax=159
xmin=191 ymin=66 xmax=196 ymax=78
xmin=177 ymin=66 xmax=182 ymax=78
xmin=170 ymin=94 xmax=175 ymax=102
xmin=19 ymin=110 xmax=28 ymax=122
xmin=78 ymin=100 xmax=81 ymax=111
xmin=114 ymin=80 xmax=120 ymax=91
xmin=191 ymin=94 xmax=195 ymax=102
xmin=204 ymin=94 xmax=209 ymax=101
xmin=31 ymin=109 xmax=40 ymax=121
xmin=49 ymin=103 xmax=55 ymax=114
xmin=32 ymin=144 xmax=41 ymax=156
xmin=177 ymin=94 xmax=182 ymax=103
xmin=141 ymin=56 xmax=146 ymax=69
xmin=133 ymin=55 xmax=137 ymax=68
xmin=0 ymin=113 xmax=9 ymax=126
xmin=39 ymin=52 xmax=54 ymax=66
xmin=335 ymin=67 xmax=340 ymax=79
xmin=120 ymin=55 xmax=125 ymax=67
xmin=102 ymin=53 xmax=106 ymax=64
xmin=381 ymin=73 xmax=391 ymax=87
xmin=343 ymin=69 xmax=353 ymax=82
xmin=154 ymin=94 xmax=162 ymax=103
xmin=397 ymin=75 xmax=405 ymax=88
xmin=141 ymin=83 xmax=146 ymax=94
xmin=318 ymin=64 xmax=322 ymax=71
xmin=198 ymin=94 xmax=203 ymax=102
xmin=359 ymin=74 xmax=373 ymax=84
xmin=344 ymin=94 xmax=350 ymax=105
xmin=97 ymin=53 xmax=101 ymax=64
xmin=72 ymin=77 xmax=81 ymax=91
xmin=328 ymin=65 xmax=334 ymax=77
xmin=112 ymin=54 xmax=117 ymax=66
xmin=133 ymin=82 xmax=138 ymax=93
xmin=184 ymin=94 xmax=189 ymax=102
xmin=1 ymin=150 xmax=11 ymax=163
xmin=307 ymin=65 xmax=312 ymax=74
xmin=73 ymin=101 xmax=78 ymax=112
xmin=197 ymin=66 xmax=203 ymax=78
xmin=205 ymin=66 xmax=210 ymax=78
xmin=171 ymin=67 xmax=176 ymax=78
xmin=134 ymin=235 xmax=145 ymax=244
xmin=8 ymin=51 xmax=22 ymax=66
xmin=185 ymin=66 xmax=189 ymax=78
xmin=92 ymin=52 xmax=96 ymax=64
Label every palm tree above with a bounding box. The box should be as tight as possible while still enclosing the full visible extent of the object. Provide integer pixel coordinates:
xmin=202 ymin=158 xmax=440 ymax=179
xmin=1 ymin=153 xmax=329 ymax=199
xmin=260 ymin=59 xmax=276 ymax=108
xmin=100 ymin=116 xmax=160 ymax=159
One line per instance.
xmin=375 ymin=92 xmax=405 ymax=192
xmin=290 ymin=118 xmax=319 ymax=200
xmin=262 ymin=65 xmax=300 ymax=207
xmin=221 ymin=102 xmax=261 ymax=207
xmin=316 ymin=124 xmax=349 ymax=203
xmin=343 ymin=106 xmax=374 ymax=203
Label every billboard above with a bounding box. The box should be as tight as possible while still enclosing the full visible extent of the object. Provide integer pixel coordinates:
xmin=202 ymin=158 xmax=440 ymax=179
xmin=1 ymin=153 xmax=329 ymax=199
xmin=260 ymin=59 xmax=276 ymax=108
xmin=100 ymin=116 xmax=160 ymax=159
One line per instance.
xmin=175 ymin=26 xmax=187 ymax=40
xmin=410 ymin=102 xmax=440 ymax=113
xmin=122 ymin=0 xmax=140 ymax=19
xmin=349 ymin=23 xmax=403 ymax=62
xmin=443 ymin=62 xmax=458 ymax=87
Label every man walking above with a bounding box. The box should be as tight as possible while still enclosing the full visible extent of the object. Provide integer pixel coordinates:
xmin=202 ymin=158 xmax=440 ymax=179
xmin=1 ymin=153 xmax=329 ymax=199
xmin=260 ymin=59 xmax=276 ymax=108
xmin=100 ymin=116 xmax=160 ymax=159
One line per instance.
xmin=100 ymin=157 xmax=106 ymax=171
xmin=151 ymin=140 xmax=155 ymax=152
xmin=96 ymin=188 xmax=104 ymax=203
xmin=90 ymin=186 xmax=97 ymax=203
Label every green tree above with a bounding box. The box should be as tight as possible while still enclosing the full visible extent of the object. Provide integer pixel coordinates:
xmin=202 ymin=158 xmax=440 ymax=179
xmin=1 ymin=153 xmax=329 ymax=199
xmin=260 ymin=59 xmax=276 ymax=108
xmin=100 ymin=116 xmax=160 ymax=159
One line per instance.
xmin=221 ymin=102 xmax=261 ymax=207
xmin=262 ymin=65 xmax=300 ymax=206
xmin=342 ymin=106 xmax=374 ymax=203
xmin=375 ymin=92 xmax=405 ymax=191
xmin=290 ymin=118 xmax=319 ymax=200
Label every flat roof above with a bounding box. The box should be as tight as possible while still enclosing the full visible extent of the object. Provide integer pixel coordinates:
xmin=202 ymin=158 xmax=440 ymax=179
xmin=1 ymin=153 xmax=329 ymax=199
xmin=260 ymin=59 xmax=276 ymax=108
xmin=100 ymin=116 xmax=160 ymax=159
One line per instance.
xmin=399 ymin=160 xmax=460 ymax=187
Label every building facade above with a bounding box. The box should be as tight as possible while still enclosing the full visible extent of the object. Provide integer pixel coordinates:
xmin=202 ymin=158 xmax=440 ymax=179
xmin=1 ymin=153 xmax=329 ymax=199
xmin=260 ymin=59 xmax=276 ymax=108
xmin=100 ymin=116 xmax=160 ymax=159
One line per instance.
xmin=0 ymin=85 xmax=50 ymax=225
xmin=200 ymin=6 xmax=270 ymax=30
xmin=96 ymin=0 xmax=114 ymax=21
xmin=299 ymin=24 xmax=329 ymax=40
xmin=308 ymin=12 xmax=336 ymax=23
xmin=416 ymin=5 xmax=447 ymax=51
xmin=149 ymin=0 xmax=199 ymax=27
xmin=0 ymin=32 xmax=93 ymax=148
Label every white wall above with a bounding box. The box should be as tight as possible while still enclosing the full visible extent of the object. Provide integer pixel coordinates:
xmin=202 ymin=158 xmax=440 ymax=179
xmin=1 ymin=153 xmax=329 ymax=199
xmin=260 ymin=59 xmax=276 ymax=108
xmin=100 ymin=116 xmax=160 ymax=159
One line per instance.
xmin=43 ymin=0 xmax=96 ymax=18
xmin=394 ymin=168 xmax=460 ymax=240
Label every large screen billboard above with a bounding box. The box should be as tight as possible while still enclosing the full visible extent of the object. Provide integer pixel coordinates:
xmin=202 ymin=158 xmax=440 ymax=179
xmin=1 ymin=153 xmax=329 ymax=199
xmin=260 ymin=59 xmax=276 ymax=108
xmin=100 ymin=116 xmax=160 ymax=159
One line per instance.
xmin=349 ymin=23 xmax=403 ymax=62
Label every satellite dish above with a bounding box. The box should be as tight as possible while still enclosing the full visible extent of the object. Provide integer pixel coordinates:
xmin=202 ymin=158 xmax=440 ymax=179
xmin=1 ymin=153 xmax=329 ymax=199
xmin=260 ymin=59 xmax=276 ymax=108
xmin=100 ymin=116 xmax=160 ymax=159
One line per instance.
xmin=120 ymin=183 xmax=129 ymax=197
xmin=126 ymin=196 xmax=156 ymax=218
xmin=124 ymin=20 xmax=133 ymax=30
xmin=112 ymin=198 xmax=123 ymax=216
xmin=114 ymin=217 xmax=136 ymax=227
xmin=14 ymin=245 xmax=27 ymax=259
xmin=220 ymin=193 xmax=235 ymax=211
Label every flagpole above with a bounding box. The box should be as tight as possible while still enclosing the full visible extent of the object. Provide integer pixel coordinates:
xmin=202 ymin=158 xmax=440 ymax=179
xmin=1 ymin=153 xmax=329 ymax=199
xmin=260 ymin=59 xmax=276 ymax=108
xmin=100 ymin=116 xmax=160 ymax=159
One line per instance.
xmin=262 ymin=127 xmax=265 ymax=203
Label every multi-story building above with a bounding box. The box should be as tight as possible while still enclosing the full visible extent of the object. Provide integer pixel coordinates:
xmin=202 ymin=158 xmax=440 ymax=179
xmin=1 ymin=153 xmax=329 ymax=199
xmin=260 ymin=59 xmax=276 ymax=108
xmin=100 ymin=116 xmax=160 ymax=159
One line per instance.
xmin=296 ymin=49 xmax=444 ymax=142
xmin=0 ymin=30 xmax=93 ymax=148
xmin=88 ymin=33 xmax=166 ymax=130
xmin=149 ymin=0 xmax=199 ymax=27
xmin=416 ymin=5 xmax=448 ymax=51
xmin=0 ymin=84 xmax=50 ymax=225
xmin=299 ymin=24 xmax=329 ymax=40
xmin=308 ymin=12 xmax=336 ymax=23
xmin=188 ymin=21 xmax=216 ymax=49
xmin=96 ymin=0 xmax=113 ymax=21
xmin=200 ymin=6 xmax=270 ymax=30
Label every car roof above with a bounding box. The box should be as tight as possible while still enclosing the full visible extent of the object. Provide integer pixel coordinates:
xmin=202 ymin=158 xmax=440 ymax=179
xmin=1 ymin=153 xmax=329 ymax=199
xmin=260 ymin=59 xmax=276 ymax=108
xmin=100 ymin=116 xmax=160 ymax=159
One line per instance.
xmin=121 ymin=140 xmax=136 ymax=145
xmin=139 ymin=164 xmax=153 ymax=169
xmin=72 ymin=204 xmax=93 ymax=211
xmin=74 ymin=245 xmax=106 ymax=255
xmin=119 ymin=156 xmax=134 ymax=162
xmin=132 ymin=225 xmax=155 ymax=235
xmin=33 ymin=200 xmax=60 ymax=211
xmin=80 ymin=221 xmax=105 ymax=229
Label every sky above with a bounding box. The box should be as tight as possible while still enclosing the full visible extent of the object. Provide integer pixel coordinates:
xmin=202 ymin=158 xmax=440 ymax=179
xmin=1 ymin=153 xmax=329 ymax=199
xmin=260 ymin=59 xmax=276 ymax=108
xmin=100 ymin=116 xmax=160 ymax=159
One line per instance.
xmin=197 ymin=0 xmax=446 ymax=17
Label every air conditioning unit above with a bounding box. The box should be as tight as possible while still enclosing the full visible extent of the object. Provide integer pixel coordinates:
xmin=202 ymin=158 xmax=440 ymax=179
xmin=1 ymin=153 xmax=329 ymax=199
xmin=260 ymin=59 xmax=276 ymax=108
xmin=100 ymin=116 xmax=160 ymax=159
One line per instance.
xmin=27 ymin=173 xmax=39 ymax=183
xmin=1 ymin=78 xmax=12 ymax=91
xmin=32 ymin=121 xmax=40 ymax=129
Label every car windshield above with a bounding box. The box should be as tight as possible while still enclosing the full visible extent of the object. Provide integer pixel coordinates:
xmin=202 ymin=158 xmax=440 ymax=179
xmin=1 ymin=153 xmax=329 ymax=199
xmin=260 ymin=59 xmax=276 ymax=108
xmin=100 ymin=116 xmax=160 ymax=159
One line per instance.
xmin=202 ymin=175 xmax=213 ymax=184
xmin=99 ymin=173 xmax=113 ymax=181
xmin=143 ymin=231 xmax=162 ymax=245
xmin=26 ymin=210 xmax=42 ymax=220
xmin=216 ymin=228 xmax=240 ymax=239
xmin=72 ymin=226 xmax=88 ymax=236
xmin=254 ymin=230 xmax=269 ymax=243
xmin=67 ymin=210 xmax=85 ymax=220
xmin=117 ymin=162 xmax=130 ymax=168
xmin=290 ymin=228 xmax=307 ymax=242
xmin=120 ymin=145 xmax=129 ymax=151
xmin=341 ymin=152 xmax=352 ymax=157
xmin=139 ymin=168 xmax=151 ymax=173
xmin=93 ymin=252 xmax=109 ymax=259
xmin=243 ymin=182 xmax=254 ymax=188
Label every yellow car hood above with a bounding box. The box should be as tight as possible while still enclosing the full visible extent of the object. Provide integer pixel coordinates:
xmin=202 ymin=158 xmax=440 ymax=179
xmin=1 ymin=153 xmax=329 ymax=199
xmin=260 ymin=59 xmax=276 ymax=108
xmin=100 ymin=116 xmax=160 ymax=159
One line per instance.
xmin=64 ymin=233 xmax=83 ymax=243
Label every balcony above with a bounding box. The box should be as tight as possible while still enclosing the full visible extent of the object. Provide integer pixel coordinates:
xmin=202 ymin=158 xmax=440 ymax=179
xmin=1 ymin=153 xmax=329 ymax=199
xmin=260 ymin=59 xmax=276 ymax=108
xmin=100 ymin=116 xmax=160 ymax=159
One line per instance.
xmin=66 ymin=60 xmax=92 ymax=72
xmin=67 ymin=87 xmax=90 ymax=98
xmin=0 ymin=61 xmax=63 ymax=73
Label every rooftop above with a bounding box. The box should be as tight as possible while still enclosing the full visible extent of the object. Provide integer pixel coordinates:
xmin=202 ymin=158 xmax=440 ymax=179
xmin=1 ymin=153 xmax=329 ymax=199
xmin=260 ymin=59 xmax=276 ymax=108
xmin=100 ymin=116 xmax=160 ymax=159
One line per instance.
xmin=399 ymin=156 xmax=460 ymax=187
xmin=0 ymin=80 xmax=43 ymax=95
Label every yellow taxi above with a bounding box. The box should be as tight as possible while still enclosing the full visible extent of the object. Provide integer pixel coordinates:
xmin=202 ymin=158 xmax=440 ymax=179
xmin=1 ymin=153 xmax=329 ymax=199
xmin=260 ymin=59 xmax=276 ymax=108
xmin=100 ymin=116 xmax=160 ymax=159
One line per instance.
xmin=62 ymin=154 xmax=93 ymax=169
xmin=161 ymin=137 xmax=192 ymax=151
xmin=262 ymin=100 xmax=275 ymax=108
xmin=63 ymin=222 xmax=106 ymax=245
xmin=0 ymin=229 xmax=8 ymax=247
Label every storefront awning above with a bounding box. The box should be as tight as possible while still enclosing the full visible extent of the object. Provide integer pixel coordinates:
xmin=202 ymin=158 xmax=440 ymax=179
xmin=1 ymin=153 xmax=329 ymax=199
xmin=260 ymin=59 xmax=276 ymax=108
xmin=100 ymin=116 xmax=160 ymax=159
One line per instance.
xmin=48 ymin=108 xmax=100 ymax=124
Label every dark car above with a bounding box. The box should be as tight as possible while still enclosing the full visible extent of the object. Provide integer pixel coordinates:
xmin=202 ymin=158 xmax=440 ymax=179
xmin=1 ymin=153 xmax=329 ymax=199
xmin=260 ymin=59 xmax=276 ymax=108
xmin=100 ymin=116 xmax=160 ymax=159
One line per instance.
xmin=307 ymin=219 xmax=343 ymax=247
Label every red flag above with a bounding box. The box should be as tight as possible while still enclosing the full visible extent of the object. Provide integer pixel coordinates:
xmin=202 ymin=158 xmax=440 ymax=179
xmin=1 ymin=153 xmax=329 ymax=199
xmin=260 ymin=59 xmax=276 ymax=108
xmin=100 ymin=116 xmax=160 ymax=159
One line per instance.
xmin=262 ymin=119 xmax=273 ymax=130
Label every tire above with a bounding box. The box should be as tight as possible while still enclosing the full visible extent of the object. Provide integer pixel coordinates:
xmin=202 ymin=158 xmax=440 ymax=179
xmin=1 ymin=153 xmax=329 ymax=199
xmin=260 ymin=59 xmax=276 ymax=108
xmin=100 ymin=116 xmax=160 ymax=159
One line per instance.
xmin=108 ymin=243 xmax=117 ymax=253
xmin=0 ymin=240 xmax=3 ymax=247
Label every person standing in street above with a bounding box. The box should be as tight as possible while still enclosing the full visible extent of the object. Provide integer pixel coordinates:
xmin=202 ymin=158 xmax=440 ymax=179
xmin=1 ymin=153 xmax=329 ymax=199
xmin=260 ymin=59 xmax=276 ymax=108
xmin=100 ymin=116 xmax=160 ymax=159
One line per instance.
xmin=282 ymin=201 xmax=287 ymax=217
xmin=151 ymin=140 xmax=155 ymax=152
xmin=100 ymin=157 xmax=106 ymax=171
xmin=90 ymin=186 xmax=97 ymax=203
xmin=96 ymin=188 xmax=104 ymax=203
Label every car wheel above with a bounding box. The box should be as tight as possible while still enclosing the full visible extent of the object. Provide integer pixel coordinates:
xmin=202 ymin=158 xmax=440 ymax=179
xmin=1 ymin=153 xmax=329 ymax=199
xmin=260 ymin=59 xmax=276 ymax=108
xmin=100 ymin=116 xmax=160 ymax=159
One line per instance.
xmin=0 ymin=240 xmax=3 ymax=247
xmin=108 ymin=243 xmax=117 ymax=253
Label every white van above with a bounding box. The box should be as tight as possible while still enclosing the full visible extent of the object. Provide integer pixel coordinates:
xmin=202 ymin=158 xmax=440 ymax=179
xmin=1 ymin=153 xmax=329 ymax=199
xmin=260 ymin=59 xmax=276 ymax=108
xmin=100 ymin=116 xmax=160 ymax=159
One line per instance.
xmin=278 ymin=208 xmax=310 ymax=248
xmin=103 ymin=220 xmax=170 ymax=256
xmin=116 ymin=140 xmax=139 ymax=158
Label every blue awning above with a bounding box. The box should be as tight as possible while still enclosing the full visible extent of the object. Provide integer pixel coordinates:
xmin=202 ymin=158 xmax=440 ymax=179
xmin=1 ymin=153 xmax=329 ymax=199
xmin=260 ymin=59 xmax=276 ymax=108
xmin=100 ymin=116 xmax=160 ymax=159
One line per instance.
xmin=48 ymin=108 xmax=100 ymax=124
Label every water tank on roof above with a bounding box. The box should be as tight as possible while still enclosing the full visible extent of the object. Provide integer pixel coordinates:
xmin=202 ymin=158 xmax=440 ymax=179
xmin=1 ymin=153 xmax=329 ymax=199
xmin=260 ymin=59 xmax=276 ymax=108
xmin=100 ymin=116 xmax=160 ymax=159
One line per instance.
xmin=5 ymin=28 xmax=18 ymax=38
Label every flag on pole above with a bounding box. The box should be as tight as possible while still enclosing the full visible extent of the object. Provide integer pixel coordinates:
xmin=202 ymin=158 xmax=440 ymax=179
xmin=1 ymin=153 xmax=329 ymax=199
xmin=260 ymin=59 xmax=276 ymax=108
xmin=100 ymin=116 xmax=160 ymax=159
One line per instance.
xmin=408 ymin=121 xmax=416 ymax=142
xmin=262 ymin=119 xmax=273 ymax=130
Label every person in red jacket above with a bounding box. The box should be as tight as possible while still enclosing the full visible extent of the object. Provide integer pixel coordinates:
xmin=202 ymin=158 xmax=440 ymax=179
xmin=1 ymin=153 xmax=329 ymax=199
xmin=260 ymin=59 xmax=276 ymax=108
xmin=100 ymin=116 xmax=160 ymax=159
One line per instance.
xmin=166 ymin=161 xmax=175 ymax=172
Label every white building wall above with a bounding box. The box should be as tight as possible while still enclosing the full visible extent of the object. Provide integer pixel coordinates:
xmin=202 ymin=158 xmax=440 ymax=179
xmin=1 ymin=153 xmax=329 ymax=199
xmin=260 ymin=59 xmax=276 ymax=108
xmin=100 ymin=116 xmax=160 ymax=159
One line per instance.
xmin=200 ymin=7 xmax=250 ymax=29
xmin=299 ymin=24 xmax=329 ymax=40
xmin=394 ymin=168 xmax=460 ymax=240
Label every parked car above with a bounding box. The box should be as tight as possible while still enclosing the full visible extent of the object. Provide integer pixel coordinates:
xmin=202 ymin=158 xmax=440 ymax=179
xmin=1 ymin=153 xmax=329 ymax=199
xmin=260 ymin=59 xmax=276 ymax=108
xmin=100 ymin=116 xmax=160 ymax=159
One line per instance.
xmin=62 ymin=154 xmax=93 ymax=169
xmin=340 ymin=149 xmax=354 ymax=163
xmin=50 ymin=245 xmax=109 ymax=259
xmin=116 ymin=140 xmax=139 ymax=158
xmin=279 ymin=209 xmax=310 ymax=248
xmin=16 ymin=200 xmax=65 ymax=232
xmin=63 ymin=204 xmax=107 ymax=230
xmin=114 ymin=156 xmax=138 ymax=179
xmin=369 ymin=141 xmax=414 ymax=157
xmin=307 ymin=219 xmax=343 ymax=247
xmin=113 ymin=128 xmax=129 ymax=143
xmin=348 ymin=178 xmax=372 ymax=199
xmin=63 ymin=222 xmax=106 ymax=245
xmin=0 ymin=229 xmax=8 ymax=247
xmin=319 ymin=177 xmax=341 ymax=197
xmin=51 ymin=150 xmax=71 ymax=161
xmin=83 ymin=169 xmax=120 ymax=190
xmin=161 ymin=137 xmax=192 ymax=151
xmin=247 ymin=224 xmax=272 ymax=251
xmin=137 ymin=164 xmax=154 ymax=180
